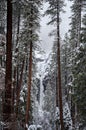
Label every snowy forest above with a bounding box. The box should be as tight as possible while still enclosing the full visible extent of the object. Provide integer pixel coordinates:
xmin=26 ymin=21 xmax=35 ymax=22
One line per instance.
xmin=0 ymin=0 xmax=86 ymax=130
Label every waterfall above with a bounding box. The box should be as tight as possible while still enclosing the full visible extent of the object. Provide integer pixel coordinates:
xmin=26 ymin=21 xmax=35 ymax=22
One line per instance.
xmin=39 ymin=76 xmax=44 ymax=108
xmin=38 ymin=75 xmax=44 ymax=116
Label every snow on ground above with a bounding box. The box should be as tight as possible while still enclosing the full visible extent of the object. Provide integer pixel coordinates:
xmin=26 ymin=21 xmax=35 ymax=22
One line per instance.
xmin=28 ymin=124 xmax=42 ymax=130
xmin=63 ymin=103 xmax=73 ymax=130
xmin=55 ymin=103 xmax=73 ymax=130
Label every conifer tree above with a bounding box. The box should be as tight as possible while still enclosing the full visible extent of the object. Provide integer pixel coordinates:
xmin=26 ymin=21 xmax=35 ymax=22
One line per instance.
xmin=68 ymin=0 xmax=86 ymax=127
xmin=19 ymin=0 xmax=42 ymax=129
xmin=72 ymin=13 xmax=86 ymax=129
xmin=56 ymin=1 xmax=64 ymax=129
xmin=3 ymin=0 xmax=13 ymax=130
xmin=69 ymin=0 xmax=86 ymax=48
xmin=45 ymin=0 xmax=64 ymax=129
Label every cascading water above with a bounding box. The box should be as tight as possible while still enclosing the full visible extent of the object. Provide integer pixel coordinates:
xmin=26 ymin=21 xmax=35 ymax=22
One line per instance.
xmin=34 ymin=53 xmax=54 ymax=130
xmin=39 ymin=75 xmax=44 ymax=116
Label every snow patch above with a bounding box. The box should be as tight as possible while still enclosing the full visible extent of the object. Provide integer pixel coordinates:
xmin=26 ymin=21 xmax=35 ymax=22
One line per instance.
xmin=28 ymin=124 xmax=42 ymax=130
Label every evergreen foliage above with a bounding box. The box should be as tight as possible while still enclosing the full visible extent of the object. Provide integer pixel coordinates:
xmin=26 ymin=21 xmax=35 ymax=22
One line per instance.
xmin=72 ymin=43 xmax=86 ymax=128
xmin=72 ymin=13 xmax=86 ymax=129
xmin=0 ymin=0 xmax=86 ymax=130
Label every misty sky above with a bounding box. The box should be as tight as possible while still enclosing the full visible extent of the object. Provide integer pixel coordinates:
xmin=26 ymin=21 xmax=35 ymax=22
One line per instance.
xmin=39 ymin=0 xmax=72 ymax=55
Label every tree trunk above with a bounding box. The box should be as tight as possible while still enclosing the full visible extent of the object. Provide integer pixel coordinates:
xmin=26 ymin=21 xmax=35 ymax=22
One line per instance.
xmin=77 ymin=0 xmax=81 ymax=47
xmin=13 ymin=7 xmax=21 ymax=102
xmin=3 ymin=0 xmax=13 ymax=129
xmin=25 ymin=42 xmax=33 ymax=130
xmin=16 ymin=58 xmax=25 ymax=117
xmin=25 ymin=5 xmax=33 ymax=129
xmin=16 ymin=7 xmax=21 ymax=47
xmin=13 ymin=9 xmax=21 ymax=112
xmin=56 ymin=74 xmax=58 ymax=130
xmin=56 ymin=0 xmax=64 ymax=130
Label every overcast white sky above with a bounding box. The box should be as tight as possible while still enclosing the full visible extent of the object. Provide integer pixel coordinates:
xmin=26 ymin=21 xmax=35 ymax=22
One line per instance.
xmin=39 ymin=0 xmax=72 ymax=55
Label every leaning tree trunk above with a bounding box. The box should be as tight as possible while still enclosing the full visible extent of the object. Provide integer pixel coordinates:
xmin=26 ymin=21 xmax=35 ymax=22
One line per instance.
xmin=56 ymin=0 xmax=64 ymax=130
xmin=3 ymin=0 xmax=14 ymax=130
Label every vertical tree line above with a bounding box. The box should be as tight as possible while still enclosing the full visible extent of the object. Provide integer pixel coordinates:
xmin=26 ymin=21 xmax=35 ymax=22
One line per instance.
xmin=0 ymin=0 xmax=86 ymax=130
xmin=45 ymin=0 xmax=64 ymax=129
xmin=3 ymin=0 xmax=13 ymax=130
xmin=56 ymin=1 xmax=64 ymax=129
xmin=0 ymin=0 xmax=42 ymax=129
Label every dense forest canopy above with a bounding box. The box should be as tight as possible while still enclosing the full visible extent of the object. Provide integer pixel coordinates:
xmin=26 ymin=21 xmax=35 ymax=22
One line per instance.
xmin=0 ymin=0 xmax=86 ymax=130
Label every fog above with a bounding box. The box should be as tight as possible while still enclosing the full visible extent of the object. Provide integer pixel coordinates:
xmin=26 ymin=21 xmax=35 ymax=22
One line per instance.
xmin=39 ymin=0 xmax=72 ymax=55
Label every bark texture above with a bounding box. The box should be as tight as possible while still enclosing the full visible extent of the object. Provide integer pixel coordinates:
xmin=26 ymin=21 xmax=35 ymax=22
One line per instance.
xmin=56 ymin=0 xmax=64 ymax=130
xmin=25 ymin=42 xmax=33 ymax=130
xmin=3 ymin=0 xmax=13 ymax=130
